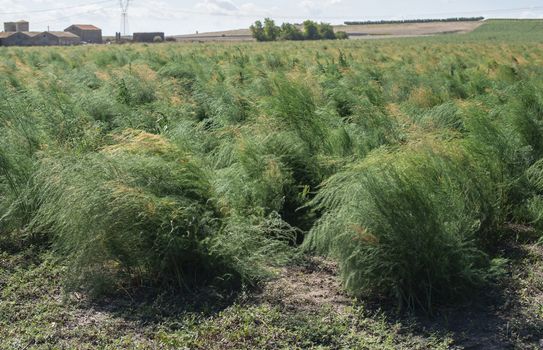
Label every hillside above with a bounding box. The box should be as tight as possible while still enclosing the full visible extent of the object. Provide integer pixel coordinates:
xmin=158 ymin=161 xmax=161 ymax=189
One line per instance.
xmin=174 ymin=20 xmax=484 ymax=41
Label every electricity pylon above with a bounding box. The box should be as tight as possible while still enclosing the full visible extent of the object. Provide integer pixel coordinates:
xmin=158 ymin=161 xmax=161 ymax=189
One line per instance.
xmin=119 ymin=0 xmax=130 ymax=36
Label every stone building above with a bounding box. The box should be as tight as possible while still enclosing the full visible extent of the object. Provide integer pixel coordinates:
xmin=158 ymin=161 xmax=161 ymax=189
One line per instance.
xmin=0 ymin=32 xmax=13 ymax=45
xmin=4 ymin=20 xmax=29 ymax=32
xmin=64 ymin=24 xmax=102 ymax=44
xmin=30 ymin=31 xmax=81 ymax=46
xmin=0 ymin=31 xmax=81 ymax=46
xmin=133 ymin=32 xmax=165 ymax=43
xmin=0 ymin=32 xmax=36 ymax=46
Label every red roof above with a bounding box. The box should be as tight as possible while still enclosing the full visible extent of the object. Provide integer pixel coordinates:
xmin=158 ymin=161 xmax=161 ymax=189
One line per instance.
xmin=69 ymin=24 xmax=101 ymax=31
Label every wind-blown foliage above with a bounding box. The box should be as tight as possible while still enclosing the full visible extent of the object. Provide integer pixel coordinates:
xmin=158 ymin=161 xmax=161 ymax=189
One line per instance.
xmin=1 ymin=20 xmax=542 ymax=309
xmin=305 ymin=143 xmax=501 ymax=310
xmin=29 ymin=131 xmax=295 ymax=294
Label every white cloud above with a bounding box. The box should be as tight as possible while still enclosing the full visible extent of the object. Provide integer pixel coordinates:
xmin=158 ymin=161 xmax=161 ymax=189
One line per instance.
xmin=193 ymin=0 xmax=277 ymax=19
xmin=195 ymin=0 xmax=240 ymax=15
xmin=299 ymin=0 xmax=342 ymax=16
xmin=518 ymin=10 xmax=543 ymax=19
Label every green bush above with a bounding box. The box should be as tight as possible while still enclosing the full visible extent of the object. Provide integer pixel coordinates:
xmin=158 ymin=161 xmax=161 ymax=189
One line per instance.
xmin=305 ymin=144 xmax=500 ymax=310
xmin=0 ymin=86 xmax=45 ymax=233
xmin=2 ymin=24 xmax=543 ymax=311
xmin=335 ymin=31 xmax=349 ymax=40
xmin=115 ymin=74 xmax=156 ymax=106
xmin=30 ymin=131 xmax=294 ymax=295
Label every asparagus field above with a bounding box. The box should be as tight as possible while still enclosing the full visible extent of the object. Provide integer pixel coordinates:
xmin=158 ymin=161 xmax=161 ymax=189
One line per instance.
xmin=1 ymin=20 xmax=543 ymax=348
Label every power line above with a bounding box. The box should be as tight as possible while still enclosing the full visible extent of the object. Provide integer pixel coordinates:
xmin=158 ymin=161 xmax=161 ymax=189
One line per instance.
xmin=119 ymin=0 xmax=130 ymax=36
xmin=0 ymin=0 xmax=113 ymax=16
xmin=133 ymin=4 xmax=543 ymax=21
xmin=30 ymin=4 xmax=118 ymax=26
xmin=0 ymin=2 xmax=540 ymax=23
xmin=1 ymin=2 xmax=541 ymax=33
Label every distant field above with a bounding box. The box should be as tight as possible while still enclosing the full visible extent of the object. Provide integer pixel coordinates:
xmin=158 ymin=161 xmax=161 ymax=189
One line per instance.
xmin=466 ymin=18 xmax=543 ymax=41
xmin=174 ymin=20 xmax=484 ymax=41
xmin=336 ymin=20 xmax=483 ymax=37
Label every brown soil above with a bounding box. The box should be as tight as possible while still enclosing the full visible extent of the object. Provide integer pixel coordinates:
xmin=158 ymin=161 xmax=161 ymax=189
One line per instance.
xmin=337 ymin=21 xmax=483 ymax=36
xmin=255 ymin=244 xmax=543 ymax=349
xmin=25 ymin=242 xmax=540 ymax=348
xmin=256 ymin=257 xmax=351 ymax=313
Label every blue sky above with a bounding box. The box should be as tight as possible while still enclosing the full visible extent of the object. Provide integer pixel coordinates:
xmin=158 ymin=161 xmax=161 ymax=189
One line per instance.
xmin=0 ymin=0 xmax=542 ymax=35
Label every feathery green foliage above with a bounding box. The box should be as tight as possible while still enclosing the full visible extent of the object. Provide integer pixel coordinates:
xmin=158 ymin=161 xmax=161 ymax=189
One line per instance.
xmin=305 ymin=143 xmax=501 ymax=310
xmin=1 ymin=20 xmax=542 ymax=309
xmin=29 ymin=131 xmax=294 ymax=294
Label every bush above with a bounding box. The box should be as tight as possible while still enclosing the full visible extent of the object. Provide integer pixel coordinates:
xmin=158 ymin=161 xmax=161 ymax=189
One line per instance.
xmin=30 ymin=130 xmax=294 ymax=295
xmin=335 ymin=31 xmax=349 ymax=40
xmin=115 ymin=74 xmax=156 ymax=106
xmin=0 ymin=87 xmax=46 ymax=234
xmin=305 ymin=144 xmax=500 ymax=310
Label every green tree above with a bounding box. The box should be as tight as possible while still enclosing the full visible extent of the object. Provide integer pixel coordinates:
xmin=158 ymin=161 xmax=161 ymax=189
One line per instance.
xmin=280 ymin=23 xmax=304 ymax=41
xmin=263 ymin=18 xmax=280 ymax=41
xmin=303 ymin=20 xmax=320 ymax=40
xmin=252 ymin=18 xmax=346 ymax=42
xmin=250 ymin=20 xmax=266 ymax=41
xmin=318 ymin=22 xmax=336 ymax=40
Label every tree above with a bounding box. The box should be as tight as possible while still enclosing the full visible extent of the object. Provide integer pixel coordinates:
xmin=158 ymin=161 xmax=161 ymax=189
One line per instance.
xmin=251 ymin=18 xmax=348 ymax=42
xmin=250 ymin=20 xmax=266 ymax=41
xmin=280 ymin=23 xmax=304 ymax=41
xmin=263 ymin=18 xmax=280 ymax=41
xmin=303 ymin=20 xmax=320 ymax=40
xmin=318 ymin=22 xmax=336 ymax=40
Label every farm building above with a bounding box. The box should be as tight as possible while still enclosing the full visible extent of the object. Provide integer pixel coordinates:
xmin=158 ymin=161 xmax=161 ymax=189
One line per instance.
xmin=30 ymin=31 xmax=81 ymax=46
xmin=133 ymin=32 xmax=165 ymax=43
xmin=0 ymin=32 xmax=14 ymax=46
xmin=4 ymin=20 xmax=29 ymax=32
xmin=0 ymin=19 xmax=81 ymax=46
xmin=64 ymin=24 xmax=102 ymax=43
xmin=0 ymin=32 xmax=37 ymax=46
xmin=0 ymin=31 xmax=81 ymax=46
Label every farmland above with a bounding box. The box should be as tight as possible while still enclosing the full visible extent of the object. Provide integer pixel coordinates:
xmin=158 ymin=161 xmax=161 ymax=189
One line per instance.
xmin=1 ymin=20 xmax=543 ymax=349
xmin=174 ymin=19 xmax=483 ymax=41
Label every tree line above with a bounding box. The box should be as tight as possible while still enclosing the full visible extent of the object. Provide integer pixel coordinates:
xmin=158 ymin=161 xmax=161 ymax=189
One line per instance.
xmin=250 ymin=19 xmax=349 ymax=42
xmin=344 ymin=17 xmax=484 ymax=25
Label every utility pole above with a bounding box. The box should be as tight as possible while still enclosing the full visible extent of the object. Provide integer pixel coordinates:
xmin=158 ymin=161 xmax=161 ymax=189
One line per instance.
xmin=119 ymin=0 xmax=130 ymax=36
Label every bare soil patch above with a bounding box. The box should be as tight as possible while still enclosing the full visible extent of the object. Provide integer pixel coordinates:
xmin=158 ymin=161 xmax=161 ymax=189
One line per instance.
xmin=255 ymin=244 xmax=543 ymax=349
xmin=256 ymin=257 xmax=351 ymax=313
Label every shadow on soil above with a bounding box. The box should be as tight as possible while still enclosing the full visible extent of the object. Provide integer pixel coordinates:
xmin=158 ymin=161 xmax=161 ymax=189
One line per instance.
xmin=69 ymin=241 xmax=542 ymax=349
xmin=379 ymin=242 xmax=543 ymax=349
xmin=74 ymin=283 xmax=251 ymax=328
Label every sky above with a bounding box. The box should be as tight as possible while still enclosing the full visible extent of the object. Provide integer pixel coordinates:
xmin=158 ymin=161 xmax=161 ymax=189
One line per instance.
xmin=0 ymin=0 xmax=542 ymax=35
